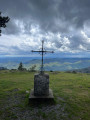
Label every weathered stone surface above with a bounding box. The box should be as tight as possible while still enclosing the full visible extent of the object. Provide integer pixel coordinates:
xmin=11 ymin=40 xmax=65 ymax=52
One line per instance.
xmin=34 ymin=73 xmax=49 ymax=96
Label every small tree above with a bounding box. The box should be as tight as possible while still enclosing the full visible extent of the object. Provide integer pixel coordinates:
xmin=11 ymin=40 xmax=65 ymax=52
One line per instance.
xmin=29 ymin=65 xmax=36 ymax=72
xmin=18 ymin=62 xmax=23 ymax=71
xmin=72 ymin=70 xmax=77 ymax=74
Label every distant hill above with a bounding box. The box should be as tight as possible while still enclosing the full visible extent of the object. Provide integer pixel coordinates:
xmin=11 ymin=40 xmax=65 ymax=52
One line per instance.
xmin=0 ymin=67 xmax=8 ymax=70
xmin=67 ymin=66 xmax=90 ymax=73
xmin=0 ymin=57 xmax=90 ymax=71
xmin=76 ymin=67 xmax=90 ymax=73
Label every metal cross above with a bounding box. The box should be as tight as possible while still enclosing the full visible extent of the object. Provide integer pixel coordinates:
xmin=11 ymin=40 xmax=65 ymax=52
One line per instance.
xmin=31 ymin=40 xmax=54 ymax=74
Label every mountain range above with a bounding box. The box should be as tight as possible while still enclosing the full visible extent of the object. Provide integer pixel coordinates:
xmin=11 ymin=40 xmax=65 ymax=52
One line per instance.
xmin=0 ymin=57 xmax=90 ymax=71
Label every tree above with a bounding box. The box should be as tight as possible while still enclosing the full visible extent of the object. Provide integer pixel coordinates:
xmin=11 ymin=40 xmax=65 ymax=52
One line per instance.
xmin=29 ymin=65 xmax=36 ymax=72
xmin=18 ymin=62 xmax=23 ymax=71
xmin=0 ymin=12 xmax=10 ymax=36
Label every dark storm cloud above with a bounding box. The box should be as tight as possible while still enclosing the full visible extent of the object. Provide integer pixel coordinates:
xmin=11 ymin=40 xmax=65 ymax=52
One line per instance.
xmin=0 ymin=0 xmax=90 ymax=54
xmin=0 ymin=0 xmax=90 ymax=34
xmin=2 ymin=19 xmax=21 ymax=34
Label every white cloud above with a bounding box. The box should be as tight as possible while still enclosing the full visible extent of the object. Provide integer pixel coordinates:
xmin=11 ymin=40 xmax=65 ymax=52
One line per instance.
xmin=79 ymin=44 xmax=86 ymax=50
xmin=81 ymin=31 xmax=90 ymax=43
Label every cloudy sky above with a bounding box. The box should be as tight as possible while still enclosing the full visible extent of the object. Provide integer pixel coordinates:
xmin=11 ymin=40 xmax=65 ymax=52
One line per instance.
xmin=0 ymin=0 xmax=90 ymax=57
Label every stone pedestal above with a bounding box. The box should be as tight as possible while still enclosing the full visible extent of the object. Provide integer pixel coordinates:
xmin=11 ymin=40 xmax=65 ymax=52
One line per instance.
xmin=34 ymin=73 xmax=49 ymax=96
xmin=29 ymin=89 xmax=53 ymax=99
xmin=29 ymin=73 xmax=54 ymax=100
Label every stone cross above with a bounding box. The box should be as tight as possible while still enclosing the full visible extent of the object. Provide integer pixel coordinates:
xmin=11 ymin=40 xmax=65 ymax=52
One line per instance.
xmin=31 ymin=40 xmax=54 ymax=74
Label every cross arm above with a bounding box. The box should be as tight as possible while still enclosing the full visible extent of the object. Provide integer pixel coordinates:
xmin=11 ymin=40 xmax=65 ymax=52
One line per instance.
xmin=31 ymin=50 xmax=54 ymax=53
xmin=31 ymin=50 xmax=41 ymax=52
xmin=44 ymin=51 xmax=54 ymax=53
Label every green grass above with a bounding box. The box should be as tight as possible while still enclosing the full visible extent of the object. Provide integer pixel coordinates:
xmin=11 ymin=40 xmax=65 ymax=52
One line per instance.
xmin=0 ymin=70 xmax=90 ymax=120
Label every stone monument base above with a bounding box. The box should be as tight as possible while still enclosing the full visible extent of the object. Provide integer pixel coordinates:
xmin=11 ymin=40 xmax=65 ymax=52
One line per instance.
xmin=34 ymin=73 xmax=49 ymax=96
xmin=29 ymin=89 xmax=54 ymax=100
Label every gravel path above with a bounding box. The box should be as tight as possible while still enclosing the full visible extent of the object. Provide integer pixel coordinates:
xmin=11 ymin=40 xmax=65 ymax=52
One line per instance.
xmin=0 ymin=88 xmax=68 ymax=120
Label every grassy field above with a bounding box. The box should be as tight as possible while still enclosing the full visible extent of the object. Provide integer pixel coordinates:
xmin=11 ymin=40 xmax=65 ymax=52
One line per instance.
xmin=0 ymin=70 xmax=90 ymax=120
